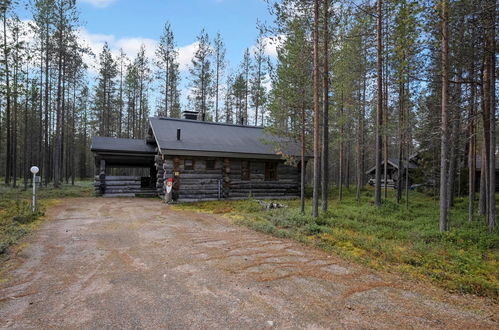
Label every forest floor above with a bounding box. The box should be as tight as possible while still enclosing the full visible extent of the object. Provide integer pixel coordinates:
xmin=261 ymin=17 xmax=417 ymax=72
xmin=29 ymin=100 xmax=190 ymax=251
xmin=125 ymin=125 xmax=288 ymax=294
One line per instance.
xmin=0 ymin=197 xmax=497 ymax=329
xmin=174 ymin=188 xmax=499 ymax=301
xmin=0 ymin=181 xmax=93 ymax=255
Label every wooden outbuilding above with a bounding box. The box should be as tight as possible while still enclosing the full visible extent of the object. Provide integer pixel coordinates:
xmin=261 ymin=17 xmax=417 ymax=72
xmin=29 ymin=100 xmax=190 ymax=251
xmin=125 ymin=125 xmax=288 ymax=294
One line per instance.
xmin=475 ymin=158 xmax=499 ymax=192
xmin=91 ymin=116 xmax=304 ymax=201
xmin=365 ymin=158 xmax=418 ymax=188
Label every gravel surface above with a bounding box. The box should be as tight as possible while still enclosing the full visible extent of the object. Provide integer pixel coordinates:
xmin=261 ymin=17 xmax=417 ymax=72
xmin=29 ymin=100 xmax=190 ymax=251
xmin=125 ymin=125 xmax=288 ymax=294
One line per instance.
xmin=0 ymin=197 xmax=497 ymax=329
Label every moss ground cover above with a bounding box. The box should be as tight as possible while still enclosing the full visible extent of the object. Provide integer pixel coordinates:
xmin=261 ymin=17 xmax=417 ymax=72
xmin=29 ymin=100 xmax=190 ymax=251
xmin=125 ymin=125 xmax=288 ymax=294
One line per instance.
xmin=173 ymin=188 xmax=499 ymax=300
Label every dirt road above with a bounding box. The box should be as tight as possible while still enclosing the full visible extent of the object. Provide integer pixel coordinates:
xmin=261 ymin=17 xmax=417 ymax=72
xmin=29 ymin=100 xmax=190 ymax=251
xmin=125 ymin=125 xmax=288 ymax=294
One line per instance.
xmin=0 ymin=198 xmax=496 ymax=329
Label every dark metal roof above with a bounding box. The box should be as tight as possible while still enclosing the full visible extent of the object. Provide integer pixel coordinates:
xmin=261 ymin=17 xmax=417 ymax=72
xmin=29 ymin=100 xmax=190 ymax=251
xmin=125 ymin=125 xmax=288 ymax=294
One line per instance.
xmin=149 ymin=117 xmax=301 ymax=159
xmin=365 ymin=158 xmax=418 ymax=174
xmin=91 ymin=136 xmax=156 ymax=154
xmin=476 ymin=158 xmax=499 ymax=171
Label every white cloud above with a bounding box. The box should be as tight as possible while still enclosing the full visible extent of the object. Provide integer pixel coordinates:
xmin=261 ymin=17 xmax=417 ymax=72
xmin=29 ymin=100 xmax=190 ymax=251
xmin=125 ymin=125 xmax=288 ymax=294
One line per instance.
xmin=250 ymin=35 xmax=286 ymax=58
xmin=78 ymin=0 xmax=117 ymax=8
xmin=115 ymin=37 xmax=157 ymax=59
xmin=177 ymin=42 xmax=198 ymax=71
xmin=77 ymin=28 xmax=197 ymax=74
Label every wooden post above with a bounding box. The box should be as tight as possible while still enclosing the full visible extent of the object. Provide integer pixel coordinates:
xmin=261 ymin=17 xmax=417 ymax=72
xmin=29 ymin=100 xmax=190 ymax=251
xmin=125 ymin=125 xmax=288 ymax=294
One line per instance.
xmin=155 ymin=154 xmax=164 ymax=194
xmin=223 ymin=158 xmax=231 ymax=198
xmin=173 ymin=156 xmax=181 ymax=200
xmin=99 ymin=159 xmax=106 ymax=195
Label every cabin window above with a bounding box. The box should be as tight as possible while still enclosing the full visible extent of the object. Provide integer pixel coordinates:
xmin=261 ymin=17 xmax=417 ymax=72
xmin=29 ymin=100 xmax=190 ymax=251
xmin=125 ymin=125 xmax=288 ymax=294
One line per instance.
xmin=206 ymin=160 xmax=215 ymax=170
xmin=265 ymin=162 xmax=278 ymax=181
xmin=184 ymin=159 xmax=194 ymax=170
xmin=241 ymin=161 xmax=250 ymax=180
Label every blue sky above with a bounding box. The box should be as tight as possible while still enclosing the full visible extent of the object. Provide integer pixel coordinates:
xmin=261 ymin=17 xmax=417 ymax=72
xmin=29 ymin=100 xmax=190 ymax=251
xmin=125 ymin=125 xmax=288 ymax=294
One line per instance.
xmin=67 ymin=0 xmax=278 ymax=109
xmin=77 ymin=0 xmax=276 ymax=72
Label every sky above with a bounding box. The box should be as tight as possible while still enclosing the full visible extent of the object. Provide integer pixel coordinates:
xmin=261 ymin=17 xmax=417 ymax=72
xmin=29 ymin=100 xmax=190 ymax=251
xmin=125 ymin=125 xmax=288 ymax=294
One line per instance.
xmin=12 ymin=0 xmax=279 ymax=111
xmin=76 ymin=0 xmax=277 ymax=73
xmin=63 ymin=0 xmax=279 ymax=110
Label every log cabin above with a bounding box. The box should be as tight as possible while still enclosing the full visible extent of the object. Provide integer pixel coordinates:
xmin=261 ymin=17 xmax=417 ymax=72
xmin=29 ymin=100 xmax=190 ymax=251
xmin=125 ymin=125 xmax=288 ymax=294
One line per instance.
xmin=91 ymin=113 xmax=305 ymax=201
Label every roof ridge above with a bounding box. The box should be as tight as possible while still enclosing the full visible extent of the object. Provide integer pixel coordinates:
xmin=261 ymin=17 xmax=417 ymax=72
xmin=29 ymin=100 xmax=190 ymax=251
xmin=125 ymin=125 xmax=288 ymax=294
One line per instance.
xmin=94 ymin=136 xmax=145 ymax=141
xmin=150 ymin=116 xmax=264 ymax=129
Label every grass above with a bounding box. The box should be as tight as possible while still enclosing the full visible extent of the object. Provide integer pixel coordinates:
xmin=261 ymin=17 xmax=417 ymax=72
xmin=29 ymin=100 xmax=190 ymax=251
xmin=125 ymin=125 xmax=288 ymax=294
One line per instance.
xmin=0 ymin=181 xmax=93 ymax=255
xmin=173 ymin=187 xmax=499 ymax=301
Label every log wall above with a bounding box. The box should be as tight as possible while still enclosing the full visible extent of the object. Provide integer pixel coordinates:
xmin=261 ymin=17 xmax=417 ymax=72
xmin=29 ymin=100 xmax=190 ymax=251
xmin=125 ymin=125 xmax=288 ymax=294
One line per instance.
xmin=94 ymin=175 xmax=144 ymax=196
xmin=161 ymin=155 xmax=300 ymax=202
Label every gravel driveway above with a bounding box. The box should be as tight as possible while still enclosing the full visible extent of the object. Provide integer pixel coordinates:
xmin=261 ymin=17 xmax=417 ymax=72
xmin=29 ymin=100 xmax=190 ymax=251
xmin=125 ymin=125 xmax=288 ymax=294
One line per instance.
xmin=0 ymin=198 xmax=496 ymax=329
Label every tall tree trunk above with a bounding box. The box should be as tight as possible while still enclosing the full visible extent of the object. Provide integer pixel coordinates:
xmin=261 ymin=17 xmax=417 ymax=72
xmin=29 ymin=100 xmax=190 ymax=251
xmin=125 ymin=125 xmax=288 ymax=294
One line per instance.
xmin=312 ymin=0 xmax=320 ymax=217
xmin=3 ymin=8 xmax=11 ymax=185
xmin=478 ymin=144 xmax=487 ymax=215
xmin=215 ymin=52 xmax=219 ymax=122
xmin=383 ymin=57 xmax=388 ymax=198
xmin=43 ymin=21 xmax=50 ymax=186
xmin=439 ymin=0 xmax=450 ymax=232
xmin=165 ymin=57 xmax=169 ymax=117
xmin=486 ymin=0 xmax=496 ymax=230
xmin=339 ymin=92 xmax=344 ymax=201
xmin=482 ymin=58 xmax=491 ymax=221
xmin=356 ymin=104 xmax=362 ymax=201
xmin=447 ymin=98 xmax=458 ymax=208
xmin=61 ymin=56 xmax=66 ymax=183
xmin=119 ymin=53 xmax=124 ymax=135
xmin=356 ymin=68 xmax=367 ymax=202
xmin=374 ymin=0 xmax=383 ymax=206
xmin=397 ymin=81 xmax=404 ymax=202
xmin=38 ymin=42 xmax=43 ymax=181
xmin=12 ymin=25 xmax=18 ymax=188
xmin=346 ymin=145 xmax=351 ymax=190
xmin=23 ymin=69 xmax=29 ymax=190
xmin=468 ymin=67 xmax=476 ymax=221
xmin=321 ymin=0 xmax=329 ymax=211
xmin=53 ymin=17 xmax=64 ymax=188
xmin=300 ymin=101 xmax=306 ymax=213
xmin=255 ymin=60 xmax=261 ymax=126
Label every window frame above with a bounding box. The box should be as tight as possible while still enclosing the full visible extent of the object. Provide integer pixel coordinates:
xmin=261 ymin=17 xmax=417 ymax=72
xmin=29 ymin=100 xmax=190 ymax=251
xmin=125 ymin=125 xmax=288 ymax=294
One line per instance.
xmin=206 ymin=159 xmax=215 ymax=170
xmin=265 ymin=162 xmax=278 ymax=181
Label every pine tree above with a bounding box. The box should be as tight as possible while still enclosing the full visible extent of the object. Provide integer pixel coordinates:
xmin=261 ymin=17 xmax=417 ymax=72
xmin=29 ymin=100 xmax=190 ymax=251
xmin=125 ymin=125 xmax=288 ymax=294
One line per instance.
xmin=213 ymin=32 xmax=226 ymax=122
xmin=268 ymin=20 xmax=312 ymax=213
xmin=155 ymin=22 xmax=179 ymax=118
xmin=439 ymin=0 xmax=449 ymax=232
xmin=240 ymin=48 xmax=251 ymax=125
xmin=93 ymin=43 xmax=117 ymax=137
xmin=251 ymin=33 xmax=267 ymax=127
xmin=189 ymin=29 xmax=212 ymax=121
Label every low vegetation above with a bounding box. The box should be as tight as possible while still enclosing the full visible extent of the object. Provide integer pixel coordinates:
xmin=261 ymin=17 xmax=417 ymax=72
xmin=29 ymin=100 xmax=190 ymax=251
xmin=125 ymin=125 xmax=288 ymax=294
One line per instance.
xmin=0 ymin=181 xmax=93 ymax=255
xmin=173 ymin=188 xmax=499 ymax=300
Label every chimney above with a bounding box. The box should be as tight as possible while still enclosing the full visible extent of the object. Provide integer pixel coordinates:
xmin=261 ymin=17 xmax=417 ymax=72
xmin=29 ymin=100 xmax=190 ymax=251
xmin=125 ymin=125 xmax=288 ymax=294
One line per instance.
xmin=182 ymin=110 xmax=199 ymax=120
xmin=177 ymin=128 xmax=181 ymax=140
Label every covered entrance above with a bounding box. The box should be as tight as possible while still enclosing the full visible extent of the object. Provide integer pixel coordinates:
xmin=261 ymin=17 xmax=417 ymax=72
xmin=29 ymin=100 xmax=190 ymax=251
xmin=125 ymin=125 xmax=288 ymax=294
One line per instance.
xmin=91 ymin=137 xmax=158 ymax=197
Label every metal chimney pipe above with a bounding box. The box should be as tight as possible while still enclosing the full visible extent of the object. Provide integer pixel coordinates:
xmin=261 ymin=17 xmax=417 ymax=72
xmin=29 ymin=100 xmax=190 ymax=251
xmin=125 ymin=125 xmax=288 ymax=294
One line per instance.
xmin=177 ymin=128 xmax=181 ymax=140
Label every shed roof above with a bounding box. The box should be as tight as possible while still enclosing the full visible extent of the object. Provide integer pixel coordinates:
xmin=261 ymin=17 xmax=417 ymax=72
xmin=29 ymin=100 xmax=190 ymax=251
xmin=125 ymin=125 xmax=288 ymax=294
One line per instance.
xmin=91 ymin=136 xmax=157 ymax=154
xmin=365 ymin=158 xmax=418 ymax=175
xmin=149 ymin=117 xmax=301 ymax=159
xmin=476 ymin=158 xmax=499 ymax=171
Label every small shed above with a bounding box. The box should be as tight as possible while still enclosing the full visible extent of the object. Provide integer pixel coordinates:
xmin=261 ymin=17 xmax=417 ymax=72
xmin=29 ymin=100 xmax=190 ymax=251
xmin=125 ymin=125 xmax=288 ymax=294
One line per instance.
xmin=91 ymin=116 xmax=305 ymax=201
xmin=475 ymin=158 xmax=499 ymax=192
xmin=365 ymin=158 xmax=418 ymax=188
